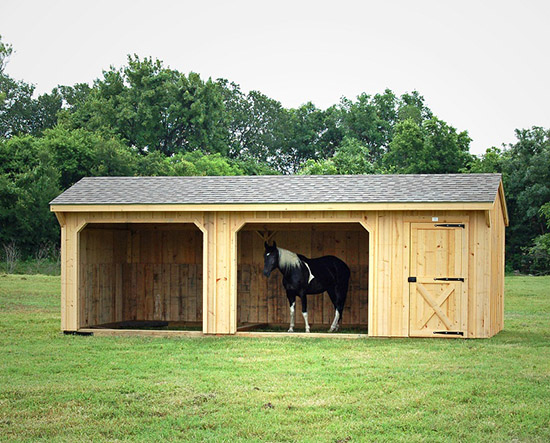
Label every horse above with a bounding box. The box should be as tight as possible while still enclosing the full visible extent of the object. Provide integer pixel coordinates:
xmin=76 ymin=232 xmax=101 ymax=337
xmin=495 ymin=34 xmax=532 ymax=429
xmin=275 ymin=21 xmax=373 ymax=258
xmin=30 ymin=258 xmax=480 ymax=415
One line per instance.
xmin=262 ymin=241 xmax=350 ymax=333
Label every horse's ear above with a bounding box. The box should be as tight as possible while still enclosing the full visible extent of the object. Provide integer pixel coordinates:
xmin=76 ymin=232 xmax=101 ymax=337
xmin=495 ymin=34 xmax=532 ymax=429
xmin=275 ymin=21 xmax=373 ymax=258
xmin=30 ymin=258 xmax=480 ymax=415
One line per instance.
xmin=264 ymin=241 xmax=269 ymax=249
xmin=272 ymin=241 xmax=277 ymax=249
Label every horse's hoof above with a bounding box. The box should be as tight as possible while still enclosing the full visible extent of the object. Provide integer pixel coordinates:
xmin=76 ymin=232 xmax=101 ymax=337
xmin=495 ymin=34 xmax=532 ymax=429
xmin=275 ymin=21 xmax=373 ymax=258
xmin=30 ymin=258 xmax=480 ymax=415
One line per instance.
xmin=288 ymin=328 xmax=294 ymax=333
xmin=305 ymin=329 xmax=311 ymax=333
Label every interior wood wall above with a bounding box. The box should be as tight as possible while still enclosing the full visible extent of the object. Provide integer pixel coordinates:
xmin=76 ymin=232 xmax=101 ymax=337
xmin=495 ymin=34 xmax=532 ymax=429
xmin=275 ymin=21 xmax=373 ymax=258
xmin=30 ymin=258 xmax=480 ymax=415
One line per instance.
xmin=237 ymin=225 xmax=369 ymax=329
xmin=79 ymin=224 xmax=202 ymax=327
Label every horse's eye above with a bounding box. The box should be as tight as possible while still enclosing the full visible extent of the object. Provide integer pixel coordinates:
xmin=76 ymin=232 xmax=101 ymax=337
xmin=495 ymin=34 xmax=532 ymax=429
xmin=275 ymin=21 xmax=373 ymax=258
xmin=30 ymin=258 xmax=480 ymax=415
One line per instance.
xmin=266 ymin=252 xmax=270 ymax=256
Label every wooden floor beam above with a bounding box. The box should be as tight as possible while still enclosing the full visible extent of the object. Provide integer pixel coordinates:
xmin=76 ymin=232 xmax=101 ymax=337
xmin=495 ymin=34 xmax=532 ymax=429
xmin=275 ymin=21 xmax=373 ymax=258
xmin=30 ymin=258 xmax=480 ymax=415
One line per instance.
xmin=76 ymin=328 xmax=369 ymax=339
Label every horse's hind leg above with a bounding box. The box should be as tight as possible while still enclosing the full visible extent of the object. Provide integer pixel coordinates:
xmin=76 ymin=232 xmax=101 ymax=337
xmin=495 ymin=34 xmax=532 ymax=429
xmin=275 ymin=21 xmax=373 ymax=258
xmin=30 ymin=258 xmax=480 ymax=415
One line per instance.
xmin=328 ymin=282 xmax=348 ymax=332
xmin=327 ymin=288 xmax=341 ymax=332
xmin=299 ymin=293 xmax=311 ymax=333
xmin=329 ymin=310 xmax=341 ymax=332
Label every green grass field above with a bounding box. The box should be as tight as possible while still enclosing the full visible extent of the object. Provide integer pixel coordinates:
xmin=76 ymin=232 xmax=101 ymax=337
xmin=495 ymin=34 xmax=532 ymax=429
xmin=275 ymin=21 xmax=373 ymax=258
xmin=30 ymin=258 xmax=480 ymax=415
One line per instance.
xmin=0 ymin=275 xmax=549 ymax=442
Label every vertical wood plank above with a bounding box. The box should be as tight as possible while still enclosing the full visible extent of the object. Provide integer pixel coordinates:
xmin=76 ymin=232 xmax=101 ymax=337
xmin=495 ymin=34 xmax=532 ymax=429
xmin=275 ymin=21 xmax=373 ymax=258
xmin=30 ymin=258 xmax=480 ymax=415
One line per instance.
xmin=161 ymin=264 xmax=170 ymax=321
xmin=180 ymin=264 xmax=189 ymax=321
xmin=115 ymin=263 xmax=122 ymax=322
xmin=170 ymin=264 xmax=180 ymax=321
xmin=189 ymin=264 xmax=198 ymax=322
xmin=136 ymin=264 xmax=145 ymax=320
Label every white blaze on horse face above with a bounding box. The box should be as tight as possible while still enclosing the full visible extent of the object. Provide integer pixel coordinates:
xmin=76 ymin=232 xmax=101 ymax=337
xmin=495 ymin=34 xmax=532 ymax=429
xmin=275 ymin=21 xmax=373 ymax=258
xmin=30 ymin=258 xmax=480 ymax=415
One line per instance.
xmin=302 ymin=311 xmax=310 ymax=333
xmin=288 ymin=302 xmax=296 ymax=332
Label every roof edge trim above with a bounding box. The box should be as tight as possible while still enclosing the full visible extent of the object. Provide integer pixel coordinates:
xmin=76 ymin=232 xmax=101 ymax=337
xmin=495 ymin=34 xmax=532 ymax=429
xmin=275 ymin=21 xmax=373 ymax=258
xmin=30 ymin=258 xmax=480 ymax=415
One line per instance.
xmin=50 ymin=201 xmax=495 ymax=213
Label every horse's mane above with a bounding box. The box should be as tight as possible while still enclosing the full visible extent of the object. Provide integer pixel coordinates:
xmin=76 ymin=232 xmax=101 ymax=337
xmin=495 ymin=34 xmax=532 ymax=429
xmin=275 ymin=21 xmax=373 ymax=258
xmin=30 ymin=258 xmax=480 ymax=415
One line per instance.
xmin=277 ymin=247 xmax=301 ymax=270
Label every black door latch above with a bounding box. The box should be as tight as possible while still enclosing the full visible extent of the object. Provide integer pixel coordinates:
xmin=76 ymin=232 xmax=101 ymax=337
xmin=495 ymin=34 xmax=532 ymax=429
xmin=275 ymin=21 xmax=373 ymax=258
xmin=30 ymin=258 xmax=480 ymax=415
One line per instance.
xmin=433 ymin=331 xmax=464 ymax=336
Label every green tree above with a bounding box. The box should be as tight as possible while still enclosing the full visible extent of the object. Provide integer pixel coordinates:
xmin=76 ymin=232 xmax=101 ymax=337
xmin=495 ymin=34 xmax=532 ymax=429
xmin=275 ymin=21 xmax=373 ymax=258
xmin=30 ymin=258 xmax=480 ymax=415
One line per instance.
xmin=219 ymin=81 xmax=290 ymax=169
xmin=298 ymin=158 xmax=338 ymax=175
xmin=385 ymin=117 xmax=472 ymax=173
xmin=280 ymin=102 xmax=326 ymax=173
xmin=38 ymin=126 xmax=138 ymax=188
xmin=90 ymin=138 xmax=139 ymax=177
xmin=0 ymin=34 xmax=13 ymax=74
xmin=138 ymin=150 xmax=174 ymax=176
xmin=332 ymin=137 xmax=378 ymax=174
xmin=525 ymin=203 xmax=550 ymax=274
xmin=62 ymin=56 xmax=228 ymax=156
xmin=340 ymin=93 xmax=387 ymax=163
xmin=502 ymin=127 xmax=550 ymax=272
xmin=397 ymin=91 xmax=433 ymax=124
xmin=298 ymin=137 xmax=379 ymax=175
xmin=316 ymin=105 xmax=344 ymax=158
xmin=336 ymin=89 xmax=430 ymax=165
xmin=0 ymin=75 xmax=37 ymax=137
xmin=0 ymin=36 xmax=62 ymax=138
xmin=170 ymin=151 xmax=243 ymax=176
xmin=467 ymin=146 xmax=505 ymax=173
xmin=230 ymin=156 xmax=279 ymax=175
xmin=0 ymin=136 xmax=60 ymax=254
xmin=383 ymin=119 xmax=424 ymax=172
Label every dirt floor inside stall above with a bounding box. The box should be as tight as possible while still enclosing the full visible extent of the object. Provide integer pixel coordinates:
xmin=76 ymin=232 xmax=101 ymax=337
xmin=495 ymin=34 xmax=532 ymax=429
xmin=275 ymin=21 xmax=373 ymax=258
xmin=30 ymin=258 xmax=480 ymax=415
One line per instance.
xmin=237 ymin=223 xmax=369 ymax=334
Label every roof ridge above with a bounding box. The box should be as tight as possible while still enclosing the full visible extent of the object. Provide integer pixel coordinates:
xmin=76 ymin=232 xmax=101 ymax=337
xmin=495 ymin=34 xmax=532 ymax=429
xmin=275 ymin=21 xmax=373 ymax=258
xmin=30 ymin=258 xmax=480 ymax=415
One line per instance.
xmin=77 ymin=173 xmax=502 ymax=179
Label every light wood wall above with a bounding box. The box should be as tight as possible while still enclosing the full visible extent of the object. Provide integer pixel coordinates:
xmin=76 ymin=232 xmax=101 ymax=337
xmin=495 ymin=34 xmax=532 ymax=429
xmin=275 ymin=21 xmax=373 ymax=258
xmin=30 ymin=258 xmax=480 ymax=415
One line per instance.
xmin=56 ymin=205 xmax=505 ymax=338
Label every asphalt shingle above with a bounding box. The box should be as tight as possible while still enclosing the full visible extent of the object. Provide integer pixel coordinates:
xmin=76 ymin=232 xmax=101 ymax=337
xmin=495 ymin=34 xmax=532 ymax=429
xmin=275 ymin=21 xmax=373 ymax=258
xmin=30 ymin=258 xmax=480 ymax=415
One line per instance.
xmin=50 ymin=174 xmax=502 ymax=206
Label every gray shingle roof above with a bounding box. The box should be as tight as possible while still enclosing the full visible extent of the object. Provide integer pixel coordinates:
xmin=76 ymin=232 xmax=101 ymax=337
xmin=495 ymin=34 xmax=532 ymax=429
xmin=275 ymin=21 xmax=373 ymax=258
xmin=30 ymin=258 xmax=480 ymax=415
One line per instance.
xmin=50 ymin=174 xmax=502 ymax=206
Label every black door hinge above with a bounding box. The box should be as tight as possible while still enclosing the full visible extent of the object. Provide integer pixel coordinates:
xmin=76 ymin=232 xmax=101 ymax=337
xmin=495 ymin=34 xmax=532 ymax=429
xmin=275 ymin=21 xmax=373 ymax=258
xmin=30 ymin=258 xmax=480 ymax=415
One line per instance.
xmin=434 ymin=277 xmax=464 ymax=282
xmin=433 ymin=331 xmax=464 ymax=336
xmin=434 ymin=223 xmax=465 ymax=228
xmin=408 ymin=277 xmax=417 ymax=283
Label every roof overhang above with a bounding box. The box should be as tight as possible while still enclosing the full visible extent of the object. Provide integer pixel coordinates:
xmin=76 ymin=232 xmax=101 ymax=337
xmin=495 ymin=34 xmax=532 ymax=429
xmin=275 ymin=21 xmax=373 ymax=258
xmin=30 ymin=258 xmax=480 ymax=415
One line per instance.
xmin=51 ymin=201 xmax=495 ymax=213
xmin=498 ymin=181 xmax=510 ymax=226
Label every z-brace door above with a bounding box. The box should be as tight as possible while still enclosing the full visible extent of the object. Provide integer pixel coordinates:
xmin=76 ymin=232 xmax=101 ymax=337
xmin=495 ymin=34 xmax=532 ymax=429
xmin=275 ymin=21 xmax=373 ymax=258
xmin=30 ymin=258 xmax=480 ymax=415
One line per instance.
xmin=409 ymin=223 xmax=468 ymax=338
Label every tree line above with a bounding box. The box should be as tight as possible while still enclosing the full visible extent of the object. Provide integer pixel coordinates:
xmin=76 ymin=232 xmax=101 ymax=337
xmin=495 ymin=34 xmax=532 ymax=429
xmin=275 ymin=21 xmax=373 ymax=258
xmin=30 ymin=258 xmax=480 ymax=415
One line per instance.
xmin=0 ymin=37 xmax=549 ymax=273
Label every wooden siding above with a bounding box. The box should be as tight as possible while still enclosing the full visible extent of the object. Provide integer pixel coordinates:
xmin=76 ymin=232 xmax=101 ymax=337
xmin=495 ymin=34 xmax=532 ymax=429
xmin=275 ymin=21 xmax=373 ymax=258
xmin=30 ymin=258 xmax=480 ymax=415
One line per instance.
xmin=55 ymin=204 xmax=505 ymax=338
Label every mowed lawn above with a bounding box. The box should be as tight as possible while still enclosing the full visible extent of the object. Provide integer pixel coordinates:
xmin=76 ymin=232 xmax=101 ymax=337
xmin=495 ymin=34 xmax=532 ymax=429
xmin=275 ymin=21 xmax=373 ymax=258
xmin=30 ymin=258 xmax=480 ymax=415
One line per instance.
xmin=0 ymin=275 xmax=549 ymax=442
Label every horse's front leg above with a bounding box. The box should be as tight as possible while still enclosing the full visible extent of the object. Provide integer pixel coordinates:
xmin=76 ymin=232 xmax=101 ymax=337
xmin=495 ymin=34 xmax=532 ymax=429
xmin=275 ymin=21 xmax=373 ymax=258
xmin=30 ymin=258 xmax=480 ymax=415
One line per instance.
xmin=286 ymin=293 xmax=296 ymax=333
xmin=300 ymin=293 xmax=310 ymax=333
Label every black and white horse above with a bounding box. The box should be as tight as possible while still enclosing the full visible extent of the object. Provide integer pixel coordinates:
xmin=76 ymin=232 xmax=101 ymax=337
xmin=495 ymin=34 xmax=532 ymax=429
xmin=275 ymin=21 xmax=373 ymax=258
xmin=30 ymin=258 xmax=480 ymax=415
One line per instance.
xmin=263 ymin=241 xmax=350 ymax=333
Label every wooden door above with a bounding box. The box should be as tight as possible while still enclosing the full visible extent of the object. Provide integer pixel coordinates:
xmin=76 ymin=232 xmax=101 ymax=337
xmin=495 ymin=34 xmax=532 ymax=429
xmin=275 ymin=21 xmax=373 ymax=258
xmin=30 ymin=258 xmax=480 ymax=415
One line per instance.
xmin=409 ymin=223 xmax=467 ymax=337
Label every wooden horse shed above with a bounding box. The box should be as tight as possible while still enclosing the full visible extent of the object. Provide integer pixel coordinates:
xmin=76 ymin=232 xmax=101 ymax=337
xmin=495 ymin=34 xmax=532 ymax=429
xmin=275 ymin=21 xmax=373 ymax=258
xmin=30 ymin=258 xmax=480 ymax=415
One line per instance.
xmin=50 ymin=174 xmax=508 ymax=338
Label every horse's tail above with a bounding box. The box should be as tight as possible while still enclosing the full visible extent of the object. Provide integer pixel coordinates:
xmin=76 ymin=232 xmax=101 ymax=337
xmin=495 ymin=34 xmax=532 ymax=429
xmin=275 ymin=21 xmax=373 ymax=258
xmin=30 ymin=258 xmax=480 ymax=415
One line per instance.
xmin=339 ymin=261 xmax=351 ymax=292
xmin=333 ymin=256 xmax=351 ymax=287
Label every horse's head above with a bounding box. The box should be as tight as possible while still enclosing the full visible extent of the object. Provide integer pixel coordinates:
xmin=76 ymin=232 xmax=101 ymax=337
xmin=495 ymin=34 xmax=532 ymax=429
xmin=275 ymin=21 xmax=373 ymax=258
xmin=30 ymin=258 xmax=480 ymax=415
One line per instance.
xmin=263 ymin=241 xmax=278 ymax=277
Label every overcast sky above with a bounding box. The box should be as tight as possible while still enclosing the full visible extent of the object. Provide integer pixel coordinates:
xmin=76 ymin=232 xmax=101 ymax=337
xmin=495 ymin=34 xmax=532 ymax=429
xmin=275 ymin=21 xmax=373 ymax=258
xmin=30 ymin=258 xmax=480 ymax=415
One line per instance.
xmin=1 ymin=0 xmax=549 ymax=154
